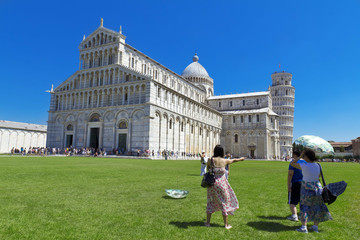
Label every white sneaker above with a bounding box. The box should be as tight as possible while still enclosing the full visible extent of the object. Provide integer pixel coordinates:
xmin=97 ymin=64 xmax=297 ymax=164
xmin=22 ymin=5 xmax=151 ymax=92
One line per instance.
xmin=287 ymin=215 xmax=299 ymax=221
xmin=310 ymin=226 xmax=319 ymax=233
xmin=296 ymin=227 xmax=308 ymax=233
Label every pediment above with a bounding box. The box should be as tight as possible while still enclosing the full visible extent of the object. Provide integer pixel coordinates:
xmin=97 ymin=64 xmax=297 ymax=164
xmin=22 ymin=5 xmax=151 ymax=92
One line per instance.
xmin=80 ymin=26 xmax=125 ymax=49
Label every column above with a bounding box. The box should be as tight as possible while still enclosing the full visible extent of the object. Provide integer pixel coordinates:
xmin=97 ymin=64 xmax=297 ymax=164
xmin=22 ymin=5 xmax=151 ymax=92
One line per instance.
xmin=102 ymin=92 xmax=105 ymax=107
xmin=111 ymin=89 xmax=114 ymax=106
xmin=138 ymin=87 xmax=141 ymax=104
xmin=102 ymin=52 xmax=105 ymax=67
xmin=73 ymin=93 xmax=77 ymax=109
xmin=96 ymin=92 xmax=100 ymax=107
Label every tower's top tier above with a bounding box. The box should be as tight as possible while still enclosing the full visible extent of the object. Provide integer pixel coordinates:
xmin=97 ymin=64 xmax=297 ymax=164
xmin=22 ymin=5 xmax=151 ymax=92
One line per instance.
xmin=271 ymin=71 xmax=292 ymax=86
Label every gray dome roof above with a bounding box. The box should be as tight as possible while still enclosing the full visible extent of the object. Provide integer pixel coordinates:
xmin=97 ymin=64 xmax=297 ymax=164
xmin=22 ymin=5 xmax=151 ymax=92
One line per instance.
xmin=181 ymin=54 xmax=210 ymax=78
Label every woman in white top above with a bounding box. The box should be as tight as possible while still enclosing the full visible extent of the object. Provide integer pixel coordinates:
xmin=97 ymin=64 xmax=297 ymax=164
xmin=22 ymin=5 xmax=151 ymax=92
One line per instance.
xmin=291 ymin=149 xmax=332 ymax=233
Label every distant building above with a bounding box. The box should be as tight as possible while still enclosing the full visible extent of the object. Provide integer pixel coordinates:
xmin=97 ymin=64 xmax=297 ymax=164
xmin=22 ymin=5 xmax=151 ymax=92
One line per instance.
xmin=352 ymin=137 xmax=360 ymax=157
xmin=329 ymin=142 xmax=352 ymax=153
xmin=0 ymin=120 xmax=47 ymax=153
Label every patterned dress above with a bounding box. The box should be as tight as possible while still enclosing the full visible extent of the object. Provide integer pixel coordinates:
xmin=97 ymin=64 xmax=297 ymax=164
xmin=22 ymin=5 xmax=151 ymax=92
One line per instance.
xmin=300 ymin=181 xmax=332 ymax=222
xmin=207 ymin=167 xmax=239 ymax=215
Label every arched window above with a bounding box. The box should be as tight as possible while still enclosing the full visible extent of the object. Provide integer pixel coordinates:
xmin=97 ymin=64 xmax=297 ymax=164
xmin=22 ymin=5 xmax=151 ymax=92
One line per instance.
xmin=119 ymin=121 xmax=127 ymax=129
xmin=89 ymin=113 xmax=100 ymax=122
xmin=234 ymin=134 xmax=238 ymax=143
xmin=67 ymin=124 xmax=74 ymax=131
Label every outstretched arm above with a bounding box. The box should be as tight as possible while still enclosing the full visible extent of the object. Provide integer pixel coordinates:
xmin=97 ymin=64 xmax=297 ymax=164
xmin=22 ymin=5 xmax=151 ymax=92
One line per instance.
xmin=226 ymin=157 xmax=245 ymax=165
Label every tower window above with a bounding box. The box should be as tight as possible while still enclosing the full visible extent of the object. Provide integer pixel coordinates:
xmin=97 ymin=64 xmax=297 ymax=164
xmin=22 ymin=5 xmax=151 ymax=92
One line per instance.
xmin=219 ymin=102 xmax=221 ymax=108
xmin=256 ymin=99 xmax=259 ymax=105
xmin=243 ymin=100 xmax=245 ymax=106
xmin=248 ymin=115 xmax=252 ymax=122
xmin=230 ymin=101 xmax=232 ymax=107
xmin=257 ymin=115 xmax=260 ymax=122
xmin=234 ymin=134 xmax=238 ymax=143
xmin=241 ymin=116 xmax=244 ymax=123
xmin=233 ymin=116 xmax=236 ymax=123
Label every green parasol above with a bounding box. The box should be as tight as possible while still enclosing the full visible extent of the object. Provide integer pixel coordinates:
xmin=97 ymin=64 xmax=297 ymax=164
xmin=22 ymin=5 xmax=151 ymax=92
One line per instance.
xmin=294 ymin=135 xmax=334 ymax=154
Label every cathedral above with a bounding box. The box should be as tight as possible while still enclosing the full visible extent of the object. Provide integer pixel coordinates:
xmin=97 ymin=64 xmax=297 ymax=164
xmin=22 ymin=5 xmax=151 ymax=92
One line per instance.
xmin=46 ymin=19 xmax=295 ymax=159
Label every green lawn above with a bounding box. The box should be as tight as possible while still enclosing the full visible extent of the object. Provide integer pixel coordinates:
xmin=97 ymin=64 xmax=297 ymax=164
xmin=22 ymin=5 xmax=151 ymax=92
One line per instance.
xmin=0 ymin=157 xmax=359 ymax=240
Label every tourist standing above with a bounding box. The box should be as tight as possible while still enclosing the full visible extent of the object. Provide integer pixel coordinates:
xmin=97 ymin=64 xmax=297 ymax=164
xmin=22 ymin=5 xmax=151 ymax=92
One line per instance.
xmin=205 ymin=145 xmax=245 ymax=229
xmin=290 ymin=149 xmax=332 ymax=233
xmin=287 ymin=150 xmax=305 ymax=221
xmin=200 ymin=151 xmax=208 ymax=176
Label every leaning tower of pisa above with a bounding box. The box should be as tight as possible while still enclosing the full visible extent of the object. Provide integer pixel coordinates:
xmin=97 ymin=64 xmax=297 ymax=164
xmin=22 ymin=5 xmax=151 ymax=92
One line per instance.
xmin=269 ymin=71 xmax=295 ymax=158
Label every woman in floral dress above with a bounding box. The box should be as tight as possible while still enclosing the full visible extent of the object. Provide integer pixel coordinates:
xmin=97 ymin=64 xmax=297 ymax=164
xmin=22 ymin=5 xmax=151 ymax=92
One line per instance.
xmin=205 ymin=145 xmax=245 ymax=229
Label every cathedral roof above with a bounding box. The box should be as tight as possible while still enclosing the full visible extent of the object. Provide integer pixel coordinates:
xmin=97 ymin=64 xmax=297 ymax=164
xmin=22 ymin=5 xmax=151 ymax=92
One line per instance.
xmin=208 ymin=91 xmax=270 ymax=100
xmin=0 ymin=120 xmax=47 ymax=132
xmin=181 ymin=54 xmax=210 ymax=78
xmin=220 ymin=107 xmax=278 ymax=116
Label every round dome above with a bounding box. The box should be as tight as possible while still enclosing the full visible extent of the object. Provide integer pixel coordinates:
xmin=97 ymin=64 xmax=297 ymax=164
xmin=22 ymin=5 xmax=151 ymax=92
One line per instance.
xmin=181 ymin=54 xmax=210 ymax=78
xmin=294 ymin=135 xmax=334 ymax=154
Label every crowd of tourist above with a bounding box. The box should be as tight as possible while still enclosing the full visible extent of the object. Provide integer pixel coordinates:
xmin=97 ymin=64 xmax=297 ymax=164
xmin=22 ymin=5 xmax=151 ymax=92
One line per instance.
xmin=9 ymin=146 xmax=205 ymax=159
xmin=8 ymin=146 xmax=360 ymax=162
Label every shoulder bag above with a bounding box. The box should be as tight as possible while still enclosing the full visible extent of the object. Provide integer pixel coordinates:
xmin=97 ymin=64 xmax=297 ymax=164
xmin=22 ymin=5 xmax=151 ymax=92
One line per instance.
xmin=318 ymin=163 xmax=347 ymax=205
xmin=201 ymin=158 xmax=215 ymax=188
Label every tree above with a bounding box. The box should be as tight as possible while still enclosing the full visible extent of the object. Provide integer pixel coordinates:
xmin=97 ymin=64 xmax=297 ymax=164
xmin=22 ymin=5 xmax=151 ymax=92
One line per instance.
xmin=340 ymin=145 xmax=345 ymax=152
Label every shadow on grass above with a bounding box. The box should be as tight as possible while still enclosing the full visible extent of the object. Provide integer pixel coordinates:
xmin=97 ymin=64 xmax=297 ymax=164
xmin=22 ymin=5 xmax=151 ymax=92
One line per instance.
xmin=187 ymin=174 xmax=200 ymax=176
xmin=257 ymin=215 xmax=286 ymax=220
xmin=162 ymin=196 xmax=187 ymax=200
xmin=170 ymin=221 xmax=223 ymax=229
xmin=247 ymin=221 xmax=298 ymax=232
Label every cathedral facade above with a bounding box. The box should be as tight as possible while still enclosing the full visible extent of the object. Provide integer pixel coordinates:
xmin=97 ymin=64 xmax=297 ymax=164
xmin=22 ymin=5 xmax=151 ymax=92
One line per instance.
xmin=46 ymin=20 xmax=294 ymax=159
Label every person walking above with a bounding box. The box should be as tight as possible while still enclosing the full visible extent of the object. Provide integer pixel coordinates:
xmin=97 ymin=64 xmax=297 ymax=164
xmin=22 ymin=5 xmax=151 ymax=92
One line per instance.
xmin=287 ymin=150 xmax=305 ymax=221
xmin=200 ymin=151 xmax=208 ymax=176
xmin=205 ymin=145 xmax=245 ymax=229
xmin=290 ymin=149 xmax=332 ymax=233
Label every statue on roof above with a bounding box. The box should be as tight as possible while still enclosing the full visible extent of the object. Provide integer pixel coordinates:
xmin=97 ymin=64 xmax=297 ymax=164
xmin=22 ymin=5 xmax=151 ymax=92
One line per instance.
xmin=100 ymin=18 xmax=103 ymax=27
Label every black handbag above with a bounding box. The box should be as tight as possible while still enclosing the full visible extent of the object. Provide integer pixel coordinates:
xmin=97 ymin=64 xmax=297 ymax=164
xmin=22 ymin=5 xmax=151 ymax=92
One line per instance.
xmin=201 ymin=158 xmax=215 ymax=188
xmin=318 ymin=163 xmax=347 ymax=205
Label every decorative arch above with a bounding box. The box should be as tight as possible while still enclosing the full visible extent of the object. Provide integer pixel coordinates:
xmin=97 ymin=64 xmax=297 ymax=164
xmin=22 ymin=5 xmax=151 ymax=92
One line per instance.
xmin=116 ymin=110 xmax=130 ymax=120
xmin=89 ymin=112 xmax=101 ymax=122
xmin=118 ymin=120 xmax=128 ymax=129
xmin=66 ymin=124 xmax=74 ymax=131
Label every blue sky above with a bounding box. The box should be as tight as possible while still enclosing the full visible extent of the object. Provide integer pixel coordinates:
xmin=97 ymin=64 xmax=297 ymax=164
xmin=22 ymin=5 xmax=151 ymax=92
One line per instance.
xmin=0 ymin=0 xmax=359 ymax=142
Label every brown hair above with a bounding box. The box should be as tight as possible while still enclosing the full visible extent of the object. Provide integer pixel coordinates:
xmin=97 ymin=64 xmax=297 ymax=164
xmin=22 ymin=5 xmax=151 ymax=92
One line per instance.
xmin=303 ymin=149 xmax=316 ymax=162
